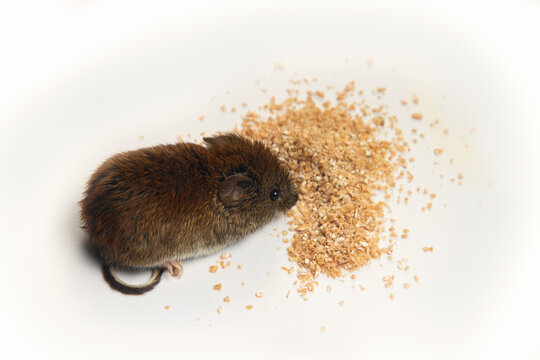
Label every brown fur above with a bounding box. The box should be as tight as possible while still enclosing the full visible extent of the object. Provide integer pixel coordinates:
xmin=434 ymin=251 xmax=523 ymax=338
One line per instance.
xmin=80 ymin=133 xmax=298 ymax=293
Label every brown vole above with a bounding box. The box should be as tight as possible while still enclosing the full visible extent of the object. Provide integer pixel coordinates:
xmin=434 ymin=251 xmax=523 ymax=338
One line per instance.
xmin=80 ymin=133 xmax=298 ymax=295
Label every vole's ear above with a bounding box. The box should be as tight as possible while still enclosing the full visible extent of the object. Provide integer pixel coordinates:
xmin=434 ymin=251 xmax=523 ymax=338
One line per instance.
xmin=204 ymin=133 xmax=244 ymax=149
xmin=218 ymin=174 xmax=254 ymax=207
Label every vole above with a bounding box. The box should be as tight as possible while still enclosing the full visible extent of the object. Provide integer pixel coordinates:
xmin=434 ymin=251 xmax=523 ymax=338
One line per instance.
xmin=80 ymin=133 xmax=298 ymax=295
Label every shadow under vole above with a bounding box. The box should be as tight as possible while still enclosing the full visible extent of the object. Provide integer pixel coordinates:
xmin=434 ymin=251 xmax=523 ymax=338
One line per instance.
xmin=79 ymin=133 xmax=298 ymax=295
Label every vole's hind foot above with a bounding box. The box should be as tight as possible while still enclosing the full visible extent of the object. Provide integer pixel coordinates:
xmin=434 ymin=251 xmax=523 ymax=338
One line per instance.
xmin=164 ymin=261 xmax=183 ymax=278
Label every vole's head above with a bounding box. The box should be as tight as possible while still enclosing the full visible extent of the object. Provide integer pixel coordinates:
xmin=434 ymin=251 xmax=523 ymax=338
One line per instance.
xmin=205 ymin=133 xmax=298 ymax=227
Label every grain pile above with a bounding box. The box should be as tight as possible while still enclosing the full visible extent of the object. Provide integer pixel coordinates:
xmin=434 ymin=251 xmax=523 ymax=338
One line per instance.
xmin=240 ymin=81 xmax=411 ymax=296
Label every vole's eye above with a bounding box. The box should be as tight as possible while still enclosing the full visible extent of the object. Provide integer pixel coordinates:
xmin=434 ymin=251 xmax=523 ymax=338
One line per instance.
xmin=269 ymin=189 xmax=280 ymax=201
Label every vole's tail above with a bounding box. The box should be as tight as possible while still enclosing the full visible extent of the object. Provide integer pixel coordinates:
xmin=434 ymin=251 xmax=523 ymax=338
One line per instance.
xmin=102 ymin=265 xmax=163 ymax=295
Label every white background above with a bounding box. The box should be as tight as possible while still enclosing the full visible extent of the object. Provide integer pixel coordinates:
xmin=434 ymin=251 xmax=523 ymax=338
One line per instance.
xmin=1 ymin=1 xmax=539 ymax=359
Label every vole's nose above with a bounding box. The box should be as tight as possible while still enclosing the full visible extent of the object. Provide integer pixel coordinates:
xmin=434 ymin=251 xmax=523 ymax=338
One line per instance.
xmin=290 ymin=192 xmax=299 ymax=207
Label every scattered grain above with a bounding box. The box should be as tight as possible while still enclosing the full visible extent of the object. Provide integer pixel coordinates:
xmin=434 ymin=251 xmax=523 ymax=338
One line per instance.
xmin=383 ymin=275 xmax=395 ymax=288
xmin=397 ymin=258 xmax=409 ymax=271
xmin=273 ymin=62 xmax=285 ymax=71
xmin=241 ymin=82 xmax=412 ymax=294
